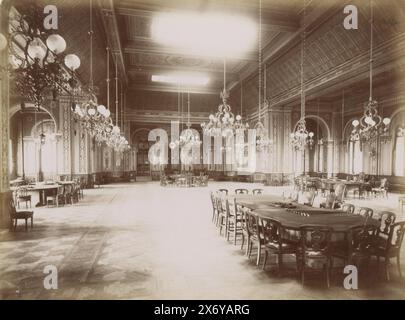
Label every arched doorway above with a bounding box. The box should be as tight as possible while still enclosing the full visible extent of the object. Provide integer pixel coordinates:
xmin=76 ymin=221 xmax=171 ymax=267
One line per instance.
xmin=132 ymin=129 xmax=153 ymax=177
xmin=9 ymin=105 xmax=58 ymax=182
xmin=293 ymin=115 xmax=330 ymax=175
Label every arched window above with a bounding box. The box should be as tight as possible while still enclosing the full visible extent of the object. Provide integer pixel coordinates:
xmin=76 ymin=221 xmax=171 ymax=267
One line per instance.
xmin=394 ymin=127 xmax=405 ymax=176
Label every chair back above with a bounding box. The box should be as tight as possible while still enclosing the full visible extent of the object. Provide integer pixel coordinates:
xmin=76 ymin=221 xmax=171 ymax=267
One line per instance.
xmin=335 ymin=183 xmax=346 ymax=202
xmin=341 ymin=203 xmax=355 ymax=214
xmin=245 ymin=211 xmax=259 ymax=238
xmin=210 ymin=192 xmax=217 ymax=210
xmin=378 ymin=211 xmax=396 ymax=237
xmin=298 ymin=191 xmax=315 ymax=206
xmin=260 ymin=217 xmax=282 ymax=247
xmin=380 ymin=178 xmax=388 ymax=188
xmin=323 ymin=193 xmax=337 ymax=209
xmin=347 ymin=225 xmax=377 ymax=255
xmin=300 ymin=225 xmax=332 ymax=257
xmin=252 ymin=189 xmax=263 ymax=195
xmin=218 ymin=189 xmax=228 ymax=195
xmin=8 ymin=199 xmax=17 ymax=216
xmin=386 ymin=221 xmax=405 ymax=253
xmin=235 ymin=188 xmax=249 ymax=194
xmin=17 ymin=186 xmax=28 ymax=197
xmin=239 ymin=205 xmax=249 ymax=234
xmin=358 ymin=207 xmax=374 ymax=219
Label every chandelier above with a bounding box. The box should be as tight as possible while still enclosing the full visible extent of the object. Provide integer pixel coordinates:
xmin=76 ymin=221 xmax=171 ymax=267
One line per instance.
xmin=255 ymin=0 xmax=272 ymax=152
xmin=350 ymin=1 xmax=390 ymax=144
xmin=106 ymin=53 xmax=130 ymax=152
xmin=201 ymin=60 xmax=248 ymax=136
xmin=70 ymin=0 xmax=129 ymax=152
xmin=0 ymin=4 xmax=80 ymax=109
xmin=290 ymin=0 xmax=314 ymax=152
xmin=291 ymin=120 xmax=314 ymax=151
xmin=170 ymin=91 xmax=201 ymax=149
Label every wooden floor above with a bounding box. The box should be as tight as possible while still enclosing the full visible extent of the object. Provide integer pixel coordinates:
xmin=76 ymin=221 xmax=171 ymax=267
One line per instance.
xmin=0 ymin=181 xmax=405 ymax=299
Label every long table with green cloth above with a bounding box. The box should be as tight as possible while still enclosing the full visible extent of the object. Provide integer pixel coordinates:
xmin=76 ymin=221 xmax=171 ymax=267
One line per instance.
xmin=225 ymin=194 xmax=379 ymax=233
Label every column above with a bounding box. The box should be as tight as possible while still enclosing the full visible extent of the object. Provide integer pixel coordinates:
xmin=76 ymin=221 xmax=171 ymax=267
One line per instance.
xmin=326 ymin=140 xmax=334 ymax=177
xmin=0 ymin=0 xmax=11 ymax=228
xmin=59 ymin=96 xmax=72 ymax=175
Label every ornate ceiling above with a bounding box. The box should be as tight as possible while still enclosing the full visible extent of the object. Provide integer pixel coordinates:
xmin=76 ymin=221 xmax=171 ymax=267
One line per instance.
xmin=98 ymin=0 xmax=307 ymax=99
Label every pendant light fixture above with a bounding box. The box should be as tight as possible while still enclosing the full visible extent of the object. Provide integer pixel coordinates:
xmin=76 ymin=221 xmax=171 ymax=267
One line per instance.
xmin=255 ymin=0 xmax=272 ymax=151
xmin=290 ymin=0 xmax=314 ymax=151
xmin=72 ymin=0 xmax=112 ymax=141
xmin=351 ymin=0 xmax=390 ymax=144
xmin=201 ymin=59 xmax=248 ymax=136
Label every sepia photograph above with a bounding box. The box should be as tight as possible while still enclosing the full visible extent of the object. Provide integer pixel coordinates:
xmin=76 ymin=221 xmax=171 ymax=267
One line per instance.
xmin=0 ymin=0 xmax=405 ymax=307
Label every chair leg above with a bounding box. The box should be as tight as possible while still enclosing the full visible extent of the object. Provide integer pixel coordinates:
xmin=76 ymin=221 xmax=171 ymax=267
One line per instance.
xmin=385 ymin=257 xmax=391 ymax=281
xmin=14 ymin=219 xmax=17 ymax=230
xmin=301 ymin=265 xmax=305 ymax=286
xmin=25 ymin=218 xmax=28 ymax=231
xmin=31 ymin=217 xmax=33 ymax=229
xmin=245 ymin=236 xmax=250 ymax=256
xmin=256 ymin=243 xmax=261 ymax=266
xmin=263 ymin=250 xmax=268 ymax=270
xmin=325 ymin=262 xmax=331 ymax=288
xmin=248 ymin=240 xmax=253 ymax=259
xmin=397 ymin=255 xmax=402 ymax=278
xmin=234 ymin=224 xmax=238 ymax=246
xmin=278 ymin=253 xmax=283 ymax=275
xmin=241 ymin=234 xmax=245 ymax=251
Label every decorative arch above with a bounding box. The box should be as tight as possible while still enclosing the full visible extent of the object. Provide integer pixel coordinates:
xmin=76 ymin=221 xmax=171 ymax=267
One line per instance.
xmin=293 ymin=115 xmax=331 ymax=140
xmin=9 ymin=103 xmax=58 ymax=132
xmin=131 ymin=128 xmax=150 ymax=146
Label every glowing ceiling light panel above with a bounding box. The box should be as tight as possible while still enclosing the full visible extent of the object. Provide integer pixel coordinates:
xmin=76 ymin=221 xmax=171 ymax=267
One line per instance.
xmin=151 ymin=74 xmax=209 ymax=86
xmin=151 ymin=12 xmax=257 ymax=57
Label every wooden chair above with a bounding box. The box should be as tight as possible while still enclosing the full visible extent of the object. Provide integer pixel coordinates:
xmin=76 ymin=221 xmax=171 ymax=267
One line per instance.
xmin=46 ymin=185 xmax=64 ymax=207
xmin=210 ymin=192 xmax=219 ymax=224
xmin=320 ymin=193 xmax=337 ymax=209
xmin=357 ymin=207 xmax=374 ymax=219
xmin=9 ymin=199 xmax=34 ymax=231
xmin=235 ymin=188 xmax=249 ymax=194
xmin=261 ymin=217 xmax=298 ymax=274
xmin=372 ymin=178 xmax=388 ymax=198
xmin=72 ymin=183 xmax=81 ymax=203
xmin=283 ymin=191 xmax=299 ymax=202
xmin=373 ymin=221 xmax=405 ymax=281
xmin=240 ymin=206 xmax=250 ymax=254
xmin=218 ymin=195 xmax=228 ymax=236
xmin=334 ymin=183 xmax=346 ymax=207
xmin=225 ymin=199 xmax=243 ymax=245
xmin=299 ymin=225 xmax=333 ymax=288
xmin=332 ymin=225 xmax=377 ymax=272
xmin=246 ymin=211 xmax=263 ymax=266
xmin=252 ymin=188 xmax=263 ymax=195
xmin=341 ymin=203 xmax=355 ymax=214
xmin=63 ymin=184 xmax=74 ymax=205
xmin=298 ymin=191 xmax=316 ymax=206
xmin=16 ymin=186 xmax=32 ymax=209
xmin=375 ymin=212 xmax=397 ymax=257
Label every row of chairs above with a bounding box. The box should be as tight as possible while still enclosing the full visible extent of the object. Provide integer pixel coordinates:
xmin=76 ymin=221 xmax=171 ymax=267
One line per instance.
xmin=218 ymin=188 xmax=264 ymax=195
xmin=210 ymin=191 xmax=405 ymax=286
xmin=46 ymin=182 xmax=84 ymax=207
